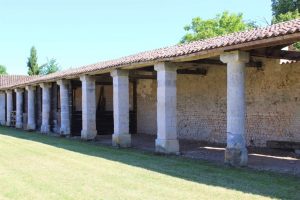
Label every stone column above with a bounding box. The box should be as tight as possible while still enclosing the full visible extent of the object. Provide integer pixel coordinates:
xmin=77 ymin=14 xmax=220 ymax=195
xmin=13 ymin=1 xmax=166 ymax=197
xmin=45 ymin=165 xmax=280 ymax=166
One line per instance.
xmin=154 ymin=62 xmax=179 ymax=154
xmin=0 ymin=91 xmax=6 ymax=125
xmin=15 ymin=88 xmax=24 ymax=128
xmin=111 ymin=69 xmax=131 ymax=147
xmin=26 ymin=86 xmax=36 ymax=130
xmin=57 ymin=80 xmax=71 ymax=136
xmin=6 ymin=90 xmax=13 ymax=126
xmin=40 ymin=83 xmax=52 ymax=133
xmin=80 ymin=75 xmax=97 ymax=140
xmin=220 ymin=50 xmax=249 ymax=167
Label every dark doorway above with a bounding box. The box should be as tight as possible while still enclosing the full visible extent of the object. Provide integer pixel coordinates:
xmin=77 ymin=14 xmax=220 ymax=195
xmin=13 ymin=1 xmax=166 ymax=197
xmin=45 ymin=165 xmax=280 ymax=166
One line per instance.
xmin=71 ymin=80 xmax=82 ymax=136
xmin=70 ymin=79 xmax=137 ymax=136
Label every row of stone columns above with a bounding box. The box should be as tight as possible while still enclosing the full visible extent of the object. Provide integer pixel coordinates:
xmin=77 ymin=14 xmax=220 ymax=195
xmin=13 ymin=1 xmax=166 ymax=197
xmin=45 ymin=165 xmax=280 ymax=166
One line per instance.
xmin=0 ymin=82 xmax=70 ymax=134
xmin=0 ymin=50 xmax=249 ymax=166
xmin=0 ymin=66 xmax=179 ymax=154
xmin=108 ymin=62 xmax=179 ymax=153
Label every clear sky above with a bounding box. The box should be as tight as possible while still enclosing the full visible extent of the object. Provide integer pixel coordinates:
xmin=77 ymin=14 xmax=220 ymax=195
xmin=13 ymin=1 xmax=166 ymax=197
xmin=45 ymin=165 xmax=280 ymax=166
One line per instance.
xmin=1 ymin=0 xmax=272 ymax=75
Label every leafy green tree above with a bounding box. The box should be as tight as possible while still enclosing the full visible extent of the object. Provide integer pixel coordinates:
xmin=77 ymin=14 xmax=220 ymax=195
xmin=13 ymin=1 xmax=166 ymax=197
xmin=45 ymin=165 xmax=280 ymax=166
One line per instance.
xmin=181 ymin=11 xmax=257 ymax=43
xmin=39 ymin=58 xmax=60 ymax=75
xmin=0 ymin=65 xmax=8 ymax=75
xmin=27 ymin=46 xmax=39 ymax=75
xmin=271 ymin=0 xmax=300 ymax=17
xmin=273 ymin=9 xmax=300 ymax=23
xmin=271 ymin=1 xmax=300 ymax=49
xmin=271 ymin=0 xmax=300 ymax=23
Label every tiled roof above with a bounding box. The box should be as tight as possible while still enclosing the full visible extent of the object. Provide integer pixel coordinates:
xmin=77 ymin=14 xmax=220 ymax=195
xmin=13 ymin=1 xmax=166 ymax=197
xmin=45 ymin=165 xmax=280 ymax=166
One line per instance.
xmin=2 ymin=18 xmax=300 ymax=89
xmin=0 ymin=75 xmax=39 ymax=88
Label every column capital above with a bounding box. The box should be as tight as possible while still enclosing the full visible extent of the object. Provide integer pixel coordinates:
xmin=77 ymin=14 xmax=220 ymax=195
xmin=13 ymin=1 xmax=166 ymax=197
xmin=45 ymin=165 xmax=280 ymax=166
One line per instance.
xmin=220 ymin=50 xmax=249 ymax=64
xmin=110 ymin=69 xmax=129 ymax=77
xmin=6 ymin=90 xmax=12 ymax=94
xmin=80 ymin=74 xmax=95 ymax=82
xmin=40 ymin=82 xmax=52 ymax=89
xmin=154 ymin=62 xmax=177 ymax=72
xmin=57 ymin=79 xmax=70 ymax=86
xmin=25 ymin=85 xmax=36 ymax=91
xmin=14 ymin=88 xmax=24 ymax=93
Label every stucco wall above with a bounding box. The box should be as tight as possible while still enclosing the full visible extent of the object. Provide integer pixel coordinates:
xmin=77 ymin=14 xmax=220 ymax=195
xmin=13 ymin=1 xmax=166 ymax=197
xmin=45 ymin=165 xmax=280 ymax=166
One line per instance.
xmin=136 ymin=59 xmax=300 ymax=147
xmin=137 ymin=79 xmax=157 ymax=135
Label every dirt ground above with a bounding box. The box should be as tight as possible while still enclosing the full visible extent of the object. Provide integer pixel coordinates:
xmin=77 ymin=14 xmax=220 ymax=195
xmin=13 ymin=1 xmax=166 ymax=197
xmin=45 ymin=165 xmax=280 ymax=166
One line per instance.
xmin=94 ymin=134 xmax=300 ymax=176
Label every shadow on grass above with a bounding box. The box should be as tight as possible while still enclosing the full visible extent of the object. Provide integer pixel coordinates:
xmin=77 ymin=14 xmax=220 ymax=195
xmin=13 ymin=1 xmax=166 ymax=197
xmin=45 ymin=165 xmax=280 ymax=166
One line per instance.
xmin=0 ymin=126 xmax=299 ymax=200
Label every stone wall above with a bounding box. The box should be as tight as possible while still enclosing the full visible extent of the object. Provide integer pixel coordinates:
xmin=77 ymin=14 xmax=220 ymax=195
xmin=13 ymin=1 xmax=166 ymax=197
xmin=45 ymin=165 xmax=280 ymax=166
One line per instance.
xmin=136 ymin=59 xmax=300 ymax=147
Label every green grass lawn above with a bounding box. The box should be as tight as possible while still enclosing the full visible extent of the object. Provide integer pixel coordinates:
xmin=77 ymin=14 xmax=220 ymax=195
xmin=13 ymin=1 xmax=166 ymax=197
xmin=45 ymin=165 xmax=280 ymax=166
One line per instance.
xmin=0 ymin=127 xmax=299 ymax=200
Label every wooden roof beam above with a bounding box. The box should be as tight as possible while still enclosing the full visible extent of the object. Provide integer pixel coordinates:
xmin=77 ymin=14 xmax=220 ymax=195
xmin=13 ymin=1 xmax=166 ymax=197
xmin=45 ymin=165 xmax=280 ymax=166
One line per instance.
xmin=250 ymin=49 xmax=300 ymax=60
xmin=175 ymin=59 xmax=262 ymax=68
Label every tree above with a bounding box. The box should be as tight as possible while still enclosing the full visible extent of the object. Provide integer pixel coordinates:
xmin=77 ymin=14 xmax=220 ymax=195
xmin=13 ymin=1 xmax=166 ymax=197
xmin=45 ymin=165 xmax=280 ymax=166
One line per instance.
xmin=271 ymin=0 xmax=300 ymax=17
xmin=0 ymin=65 xmax=8 ymax=75
xmin=180 ymin=11 xmax=257 ymax=43
xmin=271 ymin=0 xmax=300 ymax=49
xmin=271 ymin=0 xmax=300 ymax=24
xmin=273 ymin=9 xmax=300 ymax=23
xmin=27 ymin=46 xmax=39 ymax=75
xmin=39 ymin=58 xmax=60 ymax=75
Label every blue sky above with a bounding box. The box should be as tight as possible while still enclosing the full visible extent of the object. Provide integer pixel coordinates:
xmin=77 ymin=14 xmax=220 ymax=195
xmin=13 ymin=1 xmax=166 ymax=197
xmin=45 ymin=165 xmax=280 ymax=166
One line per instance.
xmin=1 ymin=0 xmax=272 ymax=75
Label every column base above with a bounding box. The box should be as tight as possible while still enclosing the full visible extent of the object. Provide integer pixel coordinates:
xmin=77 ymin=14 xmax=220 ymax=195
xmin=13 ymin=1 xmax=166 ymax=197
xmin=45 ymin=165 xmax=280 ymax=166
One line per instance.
xmin=112 ymin=133 xmax=131 ymax=148
xmin=59 ymin=127 xmax=70 ymax=136
xmin=26 ymin=123 xmax=36 ymax=131
xmin=155 ymin=138 xmax=179 ymax=154
xmin=225 ymin=147 xmax=248 ymax=167
xmin=15 ymin=123 xmax=23 ymax=129
xmin=81 ymin=129 xmax=97 ymax=140
xmin=40 ymin=125 xmax=50 ymax=134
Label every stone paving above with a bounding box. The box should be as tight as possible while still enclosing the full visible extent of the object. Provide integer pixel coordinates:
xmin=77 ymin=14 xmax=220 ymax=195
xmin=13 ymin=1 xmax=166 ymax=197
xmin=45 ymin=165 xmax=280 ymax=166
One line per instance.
xmin=95 ymin=134 xmax=300 ymax=176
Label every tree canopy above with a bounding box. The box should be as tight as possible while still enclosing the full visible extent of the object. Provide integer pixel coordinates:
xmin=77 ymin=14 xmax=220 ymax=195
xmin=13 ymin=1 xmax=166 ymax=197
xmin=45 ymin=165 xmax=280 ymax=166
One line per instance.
xmin=39 ymin=58 xmax=60 ymax=75
xmin=271 ymin=0 xmax=300 ymax=49
xmin=27 ymin=46 xmax=39 ymax=75
xmin=273 ymin=9 xmax=300 ymax=23
xmin=0 ymin=65 xmax=8 ymax=75
xmin=272 ymin=0 xmax=300 ymax=23
xmin=180 ymin=11 xmax=256 ymax=43
xmin=26 ymin=46 xmax=60 ymax=75
xmin=271 ymin=0 xmax=300 ymax=17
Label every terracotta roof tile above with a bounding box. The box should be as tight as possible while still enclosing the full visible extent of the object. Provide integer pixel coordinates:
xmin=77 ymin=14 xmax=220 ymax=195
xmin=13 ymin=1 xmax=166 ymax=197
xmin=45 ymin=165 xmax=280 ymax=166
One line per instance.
xmin=2 ymin=18 xmax=300 ymax=89
xmin=0 ymin=75 xmax=39 ymax=88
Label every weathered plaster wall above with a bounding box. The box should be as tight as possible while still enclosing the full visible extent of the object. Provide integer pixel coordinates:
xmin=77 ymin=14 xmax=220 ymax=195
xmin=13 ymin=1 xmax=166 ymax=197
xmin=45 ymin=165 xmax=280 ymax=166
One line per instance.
xmin=136 ymin=59 xmax=300 ymax=147
xmin=137 ymin=79 xmax=157 ymax=135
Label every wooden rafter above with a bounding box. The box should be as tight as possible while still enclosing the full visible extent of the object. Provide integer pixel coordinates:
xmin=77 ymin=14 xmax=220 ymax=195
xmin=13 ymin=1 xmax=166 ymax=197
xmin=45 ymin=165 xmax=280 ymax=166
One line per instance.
xmin=250 ymin=48 xmax=300 ymax=61
xmin=175 ymin=59 xmax=262 ymax=68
